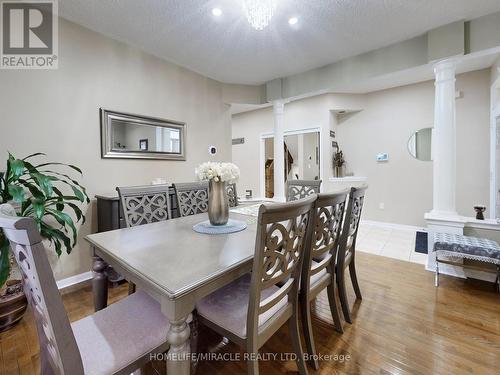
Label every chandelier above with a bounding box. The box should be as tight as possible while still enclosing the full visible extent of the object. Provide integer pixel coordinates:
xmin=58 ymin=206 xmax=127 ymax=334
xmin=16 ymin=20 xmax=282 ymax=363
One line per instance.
xmin=242 ymin=0 xmax=278 ymax=30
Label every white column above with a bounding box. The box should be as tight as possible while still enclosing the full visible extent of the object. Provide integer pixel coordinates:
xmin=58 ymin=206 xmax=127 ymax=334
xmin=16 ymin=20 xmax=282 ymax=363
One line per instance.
xmin=273 ymin=100 xmax=286 ymax=201
xmin=431 ymin=60 xmax=458 ymax=217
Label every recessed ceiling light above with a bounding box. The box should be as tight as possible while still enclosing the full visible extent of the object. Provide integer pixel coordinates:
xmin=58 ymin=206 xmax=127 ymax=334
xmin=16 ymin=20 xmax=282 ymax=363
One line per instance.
xmin=288 ymin=17 xmax=298 ymax=25
xmin=212 ymin=8 xmax=222 ymax=17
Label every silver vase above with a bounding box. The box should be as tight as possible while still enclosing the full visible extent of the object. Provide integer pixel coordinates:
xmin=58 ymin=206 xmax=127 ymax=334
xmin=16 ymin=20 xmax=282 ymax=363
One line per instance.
xmin=208 ymin=180 xmax=229 ymax=226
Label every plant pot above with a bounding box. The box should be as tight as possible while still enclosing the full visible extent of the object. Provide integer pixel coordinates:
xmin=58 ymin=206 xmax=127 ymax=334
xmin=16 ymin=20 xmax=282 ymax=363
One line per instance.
xmin=208 ymin=180 xmax=229 ymax=226
xmin=0 ymin=280 xmax=27 ymax=333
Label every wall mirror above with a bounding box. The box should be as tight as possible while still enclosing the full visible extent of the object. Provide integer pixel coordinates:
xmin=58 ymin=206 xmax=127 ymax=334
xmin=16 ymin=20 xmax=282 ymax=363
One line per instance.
xmin=100 ymin=109 xmax=186 ymax=160
xmin=407 ymin=127 xmax=432 ymax=161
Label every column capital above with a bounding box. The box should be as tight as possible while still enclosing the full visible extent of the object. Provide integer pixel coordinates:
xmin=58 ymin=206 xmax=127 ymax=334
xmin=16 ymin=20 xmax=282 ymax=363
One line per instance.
xmin=272 ymin=100 xmax=286 ymax=115
xmin=433 ymin=59 xmax=457 ymax=75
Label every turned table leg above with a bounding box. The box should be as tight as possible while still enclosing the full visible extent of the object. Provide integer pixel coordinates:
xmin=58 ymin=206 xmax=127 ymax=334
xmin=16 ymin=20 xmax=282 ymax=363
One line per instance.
xmin=166 ymin=315 xmax=191 ymax=375
xmin=92 ymin=254 xmax=108 ymax=312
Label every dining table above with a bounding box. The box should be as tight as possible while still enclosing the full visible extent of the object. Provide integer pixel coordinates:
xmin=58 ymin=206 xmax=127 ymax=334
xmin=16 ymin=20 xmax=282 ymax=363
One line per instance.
xmin=85 ymin=204 xmax=262 ymax=375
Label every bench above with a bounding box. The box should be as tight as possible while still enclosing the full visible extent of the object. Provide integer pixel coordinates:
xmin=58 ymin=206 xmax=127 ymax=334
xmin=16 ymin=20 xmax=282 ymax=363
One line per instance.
xmin=433 ymin=232 xmax=500 ymax=292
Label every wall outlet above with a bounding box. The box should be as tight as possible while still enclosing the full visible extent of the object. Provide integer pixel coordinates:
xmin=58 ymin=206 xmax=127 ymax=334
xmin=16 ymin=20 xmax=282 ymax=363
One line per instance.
xmin=379 ymin=202 xmax=385 ymax=210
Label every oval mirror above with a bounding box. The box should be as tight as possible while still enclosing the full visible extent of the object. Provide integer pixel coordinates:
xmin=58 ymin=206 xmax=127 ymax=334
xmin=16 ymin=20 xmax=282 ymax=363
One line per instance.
xmin=408 ymin=127 xmax=432 ymax=161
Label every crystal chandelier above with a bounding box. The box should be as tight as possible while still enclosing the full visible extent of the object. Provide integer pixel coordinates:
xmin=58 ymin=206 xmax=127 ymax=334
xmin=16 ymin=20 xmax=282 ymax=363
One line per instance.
xmin=242 ymin=0 xmax=277 ymax=30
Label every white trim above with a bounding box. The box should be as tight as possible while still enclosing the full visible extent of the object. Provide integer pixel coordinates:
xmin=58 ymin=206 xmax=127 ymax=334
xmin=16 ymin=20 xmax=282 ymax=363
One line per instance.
xmin=259 ymin=126 xmax=323 ymax=198
xmin=465 ymin=217 xmax=500 ymax=230
xmin=489 ymin=76 xmax=500 ymax=219
xmin=361 ymin=219 xmax=424 ymax=232
xmin=329 ymin=176 xmax=368 ymax=183
xmin=56 ymin=271 xmax=93 ymax=291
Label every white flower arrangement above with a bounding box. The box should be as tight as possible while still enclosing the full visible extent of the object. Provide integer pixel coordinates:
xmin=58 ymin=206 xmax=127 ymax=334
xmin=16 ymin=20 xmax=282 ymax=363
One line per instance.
xmin=196 ymin=162 xmax=240 ymax=183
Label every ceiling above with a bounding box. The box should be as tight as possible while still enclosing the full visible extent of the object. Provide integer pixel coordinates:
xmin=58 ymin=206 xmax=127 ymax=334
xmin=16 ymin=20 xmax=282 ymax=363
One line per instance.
xmin=60 ymin=0 xmax=500 ymax=85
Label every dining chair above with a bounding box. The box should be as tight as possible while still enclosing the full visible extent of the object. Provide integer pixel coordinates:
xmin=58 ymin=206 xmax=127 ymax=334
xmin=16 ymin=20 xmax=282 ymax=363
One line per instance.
xmin=336 ymin=186 xmax=367 ymax=324
xmin=173 ymin=181 xmax=209 ymax=216
xmin=116 ymin=184 xmax=172 ymax=227
xmin=0 ymin=204 xmax=170 ymax=375
xmin=117 ymin=184 xmax=172 ymax=294
xmin=286 ymin=180 xmax=322 ymax=202
xmin=300 ymin=191 xmax=348 ymax=370
xmin=196 ymin=196 xmax=317 ymax=375
xmin=227 ymin=183 xmax=238 ymax=207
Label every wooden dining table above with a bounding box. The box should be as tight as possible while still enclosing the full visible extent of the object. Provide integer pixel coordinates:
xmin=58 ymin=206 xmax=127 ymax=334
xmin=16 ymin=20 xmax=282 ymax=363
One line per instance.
xmin=85 ymin=209 xmax=260 ymax=375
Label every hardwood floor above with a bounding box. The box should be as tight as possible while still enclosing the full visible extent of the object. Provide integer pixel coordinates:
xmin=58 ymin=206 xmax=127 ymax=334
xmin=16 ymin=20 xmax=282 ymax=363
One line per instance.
xmin=1 ymin=252 xmax=499 ymax=375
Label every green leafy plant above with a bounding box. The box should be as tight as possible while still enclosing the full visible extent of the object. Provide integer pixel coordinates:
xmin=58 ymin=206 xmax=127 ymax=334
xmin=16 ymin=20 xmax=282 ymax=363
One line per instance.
xmin=0 ymin=153 xmax=89 ymax=290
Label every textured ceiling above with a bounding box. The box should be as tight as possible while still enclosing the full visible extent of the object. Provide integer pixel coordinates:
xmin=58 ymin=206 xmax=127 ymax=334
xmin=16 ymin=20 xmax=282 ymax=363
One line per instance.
xmin=60 ymin=0 xmax=500 ymax=85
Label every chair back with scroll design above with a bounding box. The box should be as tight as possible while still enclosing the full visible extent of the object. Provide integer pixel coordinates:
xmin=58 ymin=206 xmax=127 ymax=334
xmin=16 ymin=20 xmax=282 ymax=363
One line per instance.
xmin=0 ymin=204 xmax=84 ymax=375
xmin=173 ymin=181 xmax=209 ymax=217
xmin=226 ymin=183 xmax=238 ymax=207
xmin=337 ymin=186 xmax=367 ymax=271
xmin=303 ymin=191 xmax=348 ymax=290
xmin=286 ymin=179 xmax=322 ymax=202
xmin=247 ymin=195 xmax=316 ymax=345
xmin=117 ymin=184 xmax=171 ymax=227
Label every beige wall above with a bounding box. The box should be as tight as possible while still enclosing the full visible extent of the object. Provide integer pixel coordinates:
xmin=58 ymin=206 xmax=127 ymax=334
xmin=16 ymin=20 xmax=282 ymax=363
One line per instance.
xmin=0 ymin=19 xmax=232 ymax=281
xmin=232 ymin=69 xmax=491 ymax=226
xmin=493 ymin=57 xmax=500 ymax=111
xmin=339 ymin=69 xmax=490 ymax=226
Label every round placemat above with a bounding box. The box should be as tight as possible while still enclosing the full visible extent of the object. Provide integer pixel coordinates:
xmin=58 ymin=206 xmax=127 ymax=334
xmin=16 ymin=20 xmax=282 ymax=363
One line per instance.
xmin=193 ymin=219 xmax=247 ymax=234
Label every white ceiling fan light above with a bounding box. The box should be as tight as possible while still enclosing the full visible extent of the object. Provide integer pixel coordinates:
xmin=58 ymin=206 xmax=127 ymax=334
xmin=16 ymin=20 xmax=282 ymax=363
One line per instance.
xmin=242 ymin=0 xmax=278 ymax=30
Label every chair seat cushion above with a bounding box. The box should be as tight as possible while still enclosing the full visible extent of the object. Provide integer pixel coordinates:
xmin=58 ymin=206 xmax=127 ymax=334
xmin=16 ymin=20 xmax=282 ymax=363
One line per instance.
xmin=433 ymin=232 xmax=500 ymax=264
xmin=72 ymin=290 xmax=169 ymax=375
xmin=196 ymin=274 xmax=288 ymax=339
xmin=310 ymin=260 xmax=329 ymax=286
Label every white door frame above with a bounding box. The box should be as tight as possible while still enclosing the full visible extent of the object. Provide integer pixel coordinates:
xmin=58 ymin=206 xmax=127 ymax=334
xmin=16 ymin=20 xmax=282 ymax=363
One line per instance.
xmin=489 ymin=77 xmax=500 ymax=219
xmin=259 ymin=126 xmax=324 ymax=199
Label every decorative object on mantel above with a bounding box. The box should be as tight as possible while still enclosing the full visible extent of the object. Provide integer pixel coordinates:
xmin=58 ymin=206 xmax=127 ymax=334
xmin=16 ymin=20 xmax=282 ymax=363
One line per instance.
xmin=193 ymin=219 xmax=247 ymax=235
xmin=333 ymin=150 xmax=345 ymax=178
xmin=0 ymin=152 xmax=89 ymax=332
xmin=474 ymin=205 xmax=486 ymax=220
xmin=196 ymin=162 xmax=240 ymax=226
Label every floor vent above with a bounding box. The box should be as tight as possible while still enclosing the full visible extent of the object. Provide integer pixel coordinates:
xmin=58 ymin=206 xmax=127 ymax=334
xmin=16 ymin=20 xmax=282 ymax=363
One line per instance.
xmin=415 ymin=231 xmax=428 ymax=254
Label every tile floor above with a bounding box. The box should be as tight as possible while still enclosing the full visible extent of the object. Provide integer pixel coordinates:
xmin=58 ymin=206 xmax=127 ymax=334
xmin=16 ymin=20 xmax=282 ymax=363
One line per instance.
xmin=356 ymin=222 xmax=428 ymax=265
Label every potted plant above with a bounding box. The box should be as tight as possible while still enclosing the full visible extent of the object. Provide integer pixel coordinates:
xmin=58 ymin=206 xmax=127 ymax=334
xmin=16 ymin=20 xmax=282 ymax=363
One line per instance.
xmin=333 ymin=150 xmax=345 ymax=178
xmin=0 ymin=153 xmax=89 ymax=332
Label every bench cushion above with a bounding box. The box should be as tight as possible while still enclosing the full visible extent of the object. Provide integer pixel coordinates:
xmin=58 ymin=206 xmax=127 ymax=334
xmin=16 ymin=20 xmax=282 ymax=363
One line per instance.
xmin=433 ymin=233 xmax=500 ymax=265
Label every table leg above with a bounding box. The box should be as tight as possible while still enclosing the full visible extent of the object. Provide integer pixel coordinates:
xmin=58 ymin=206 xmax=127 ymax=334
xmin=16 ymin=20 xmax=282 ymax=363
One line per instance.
xmin=92 ymin=255 xmax=108 ymax=312
xmin=167 ymin=315 xmax=191 ymax=375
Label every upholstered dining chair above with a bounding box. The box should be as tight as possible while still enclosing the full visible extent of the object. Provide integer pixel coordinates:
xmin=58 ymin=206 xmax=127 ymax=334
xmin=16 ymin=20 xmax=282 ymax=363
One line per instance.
xmin=173 ymin=181 xmax=209 ymax=216
xmin=0 ymin=204 xmax=170 ymax=375
xmin=196 ymin=196 xmax=317 ymax=375
xmin=336 ymin=186 xmax=367 ymax=324
xmin=227 ymin=183 xmax=238 ymax=207
xmin=116 ymin=184 xmax=171 ymax=227
xmin=116 ymin=184 xmax=172 ymax=294
xmin=286 ymin=180 xmax=322 ymax=202
xmin=300 ymin=191 xmax=348 ymax=370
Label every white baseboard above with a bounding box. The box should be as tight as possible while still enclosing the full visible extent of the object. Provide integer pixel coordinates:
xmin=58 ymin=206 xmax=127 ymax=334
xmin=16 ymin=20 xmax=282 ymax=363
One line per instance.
xmin=56 ymin=271 xmax=93 ymax=291
xmin=361 ymin=219 xmax=425 ymax=232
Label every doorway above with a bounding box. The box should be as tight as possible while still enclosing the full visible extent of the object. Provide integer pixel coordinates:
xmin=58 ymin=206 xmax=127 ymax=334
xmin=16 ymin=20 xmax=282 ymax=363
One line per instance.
xmin=261 ymin=130 xmax=321 ymax=198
